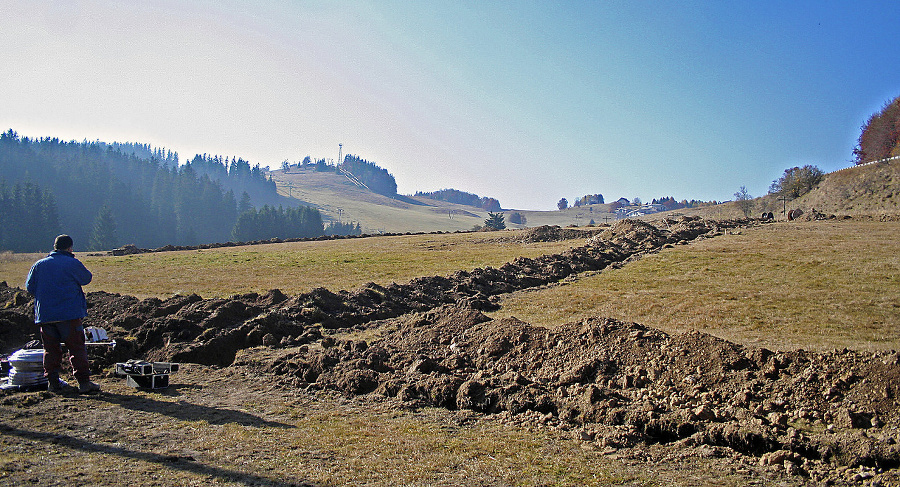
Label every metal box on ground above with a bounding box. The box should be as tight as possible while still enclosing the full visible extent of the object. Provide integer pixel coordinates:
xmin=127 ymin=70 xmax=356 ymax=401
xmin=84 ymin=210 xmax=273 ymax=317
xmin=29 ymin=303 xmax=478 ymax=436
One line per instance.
xmin=125 ymin=374 xmax=170 ymax=389
xmin=115 ymin=360 xmax=179 ymax=390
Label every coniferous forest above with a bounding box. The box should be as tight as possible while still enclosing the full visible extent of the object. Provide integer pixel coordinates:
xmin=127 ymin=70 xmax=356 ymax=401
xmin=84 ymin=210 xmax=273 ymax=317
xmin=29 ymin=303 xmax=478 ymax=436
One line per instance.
xmin=0 ymin=130 xmax=326 ymax=252
xmin=338 ymin=154 xmax=398 ymax=197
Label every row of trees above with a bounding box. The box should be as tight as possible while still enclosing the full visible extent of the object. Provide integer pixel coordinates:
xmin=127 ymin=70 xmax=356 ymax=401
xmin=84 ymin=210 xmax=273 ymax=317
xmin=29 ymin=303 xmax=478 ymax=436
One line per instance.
xmin=557 ymin=195 xmax=718 ymax=211
xmin=184 ymin=153 xmax=277 ymax=206
xmin=325 ymin=221 xmax=362 ymax=236
xmin=0 ymin=130 xmax=325 ymax=252
xmin=231 ymin=205 xmax=324 ymax=242
xmin=646 ymin=196 xmax=718 ymax=211
xmin=855 ymin=95 xmax=900 ymax=164
xmin=415 ymin=188 xmax=502 ymax=211
xmin=573 ymin=194 xmax=605 ymax=207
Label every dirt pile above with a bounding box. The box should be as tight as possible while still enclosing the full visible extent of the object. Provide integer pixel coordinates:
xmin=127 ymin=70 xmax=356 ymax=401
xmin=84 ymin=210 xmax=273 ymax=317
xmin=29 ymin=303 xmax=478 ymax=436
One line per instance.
xmin=520 ymin=225 xmax=603 ymax=243
xmin=0 ymin=283 xmax=36 ymax=353
xmin=1 ymin=217 xmax=743 ymax=369
xmin=258 ymin=308 xmax=900 ymax=482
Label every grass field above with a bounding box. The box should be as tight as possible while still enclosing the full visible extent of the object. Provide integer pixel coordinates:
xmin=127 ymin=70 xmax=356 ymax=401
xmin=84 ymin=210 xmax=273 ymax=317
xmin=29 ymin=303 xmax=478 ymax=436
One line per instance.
xmin=489 ymin=220 xmax=900 ymax=352
xmin=0 ymin=231 xmax=583 ymax=299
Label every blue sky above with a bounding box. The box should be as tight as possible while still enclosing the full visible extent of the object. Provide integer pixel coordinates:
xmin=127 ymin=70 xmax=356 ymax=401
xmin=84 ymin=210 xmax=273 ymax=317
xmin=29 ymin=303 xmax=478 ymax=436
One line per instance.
xmin=2 ymin=1 xmax=898 ymax=210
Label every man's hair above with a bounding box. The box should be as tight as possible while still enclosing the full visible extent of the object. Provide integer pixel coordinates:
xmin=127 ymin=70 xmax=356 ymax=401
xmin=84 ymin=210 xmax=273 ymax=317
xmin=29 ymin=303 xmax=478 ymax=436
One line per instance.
xmin=54 ymin=234 xmax=74 ymax=251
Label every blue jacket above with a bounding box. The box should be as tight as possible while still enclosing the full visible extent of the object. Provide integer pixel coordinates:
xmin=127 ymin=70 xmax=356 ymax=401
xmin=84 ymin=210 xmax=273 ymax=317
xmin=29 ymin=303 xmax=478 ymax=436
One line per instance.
xmin=25 ymin=250 xmax=92 ymax=324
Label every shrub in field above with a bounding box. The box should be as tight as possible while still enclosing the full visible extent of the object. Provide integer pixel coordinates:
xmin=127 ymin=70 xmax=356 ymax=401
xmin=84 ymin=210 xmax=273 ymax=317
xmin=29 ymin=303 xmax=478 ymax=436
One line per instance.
xmin=769 ymin=165 xmax=824 ymax=198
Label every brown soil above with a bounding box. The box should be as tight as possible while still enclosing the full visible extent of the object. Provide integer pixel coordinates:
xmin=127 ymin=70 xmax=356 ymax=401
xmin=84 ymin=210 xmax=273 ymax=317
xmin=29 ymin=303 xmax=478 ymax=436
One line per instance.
xmin=3 ymin=217 xmax=899 ymax=485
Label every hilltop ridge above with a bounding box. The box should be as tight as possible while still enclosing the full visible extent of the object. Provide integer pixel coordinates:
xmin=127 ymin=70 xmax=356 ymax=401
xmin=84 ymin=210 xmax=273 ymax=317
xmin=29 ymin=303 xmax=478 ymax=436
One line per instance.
xmin=270 ymin=167 xmax=492 ymax=233
xmin=271 ymin=157 xmax=900 ymax=233
xmin=270 ymin=166 xmax=627 ymax=232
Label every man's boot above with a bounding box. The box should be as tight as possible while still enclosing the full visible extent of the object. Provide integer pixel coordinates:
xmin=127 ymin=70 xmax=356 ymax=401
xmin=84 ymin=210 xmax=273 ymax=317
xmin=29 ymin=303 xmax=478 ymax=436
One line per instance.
xmin=47 ymin=371 xmax=70 ymax=393
xmin=78 ymin=380 xmax=101 ymax=393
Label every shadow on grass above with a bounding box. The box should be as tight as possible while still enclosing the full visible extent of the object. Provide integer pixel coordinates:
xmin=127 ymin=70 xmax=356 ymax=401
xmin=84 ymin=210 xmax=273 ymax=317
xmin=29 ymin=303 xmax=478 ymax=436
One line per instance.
xmin=93 ymin=391 xmax=294 ymax=429
xmin=0 ymin=422 xmax=316 ymax=486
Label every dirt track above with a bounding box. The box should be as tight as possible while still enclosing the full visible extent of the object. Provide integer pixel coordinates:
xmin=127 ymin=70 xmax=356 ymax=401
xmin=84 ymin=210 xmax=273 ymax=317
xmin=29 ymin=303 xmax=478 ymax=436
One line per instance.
xmin=3 ymin=217 xmax=899 ymax=485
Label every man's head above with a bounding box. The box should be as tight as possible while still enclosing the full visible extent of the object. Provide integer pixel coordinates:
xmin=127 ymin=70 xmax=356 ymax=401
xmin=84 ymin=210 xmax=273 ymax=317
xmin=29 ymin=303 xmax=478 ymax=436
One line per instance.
xmin=54 ymin=234 xmax=74 ymax=251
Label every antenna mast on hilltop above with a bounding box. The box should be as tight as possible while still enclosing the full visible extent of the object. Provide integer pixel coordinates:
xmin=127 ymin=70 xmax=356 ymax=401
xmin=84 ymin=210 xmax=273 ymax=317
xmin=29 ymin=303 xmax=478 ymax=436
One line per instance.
xmin=338 ymin=143 xmax=343 ymax=168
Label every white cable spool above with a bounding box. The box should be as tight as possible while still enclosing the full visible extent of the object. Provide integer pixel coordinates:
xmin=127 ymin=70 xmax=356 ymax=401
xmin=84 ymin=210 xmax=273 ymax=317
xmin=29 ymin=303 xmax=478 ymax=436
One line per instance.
xmin=8 ymin=349 xmax=44 ymax=372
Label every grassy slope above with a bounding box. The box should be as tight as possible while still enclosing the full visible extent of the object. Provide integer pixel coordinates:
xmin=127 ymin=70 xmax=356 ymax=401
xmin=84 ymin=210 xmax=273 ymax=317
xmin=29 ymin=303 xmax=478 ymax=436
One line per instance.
xmin=269 ymin=167 xmax=618 ymax=232
xmin=271 ymin=167 xmax=491 ymax=233
xmin=680 ymin=157 xmax=900 ymax=220
xmin=793 ymin=158 xmax=900 ymax=216
xmin=489 ymin=220 xmax=900 ymax=352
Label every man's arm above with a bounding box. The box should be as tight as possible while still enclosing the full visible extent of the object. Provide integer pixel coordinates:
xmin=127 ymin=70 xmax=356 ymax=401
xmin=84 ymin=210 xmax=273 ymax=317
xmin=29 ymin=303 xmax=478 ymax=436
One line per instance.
xmin=74 ymin=261 xmax=93 ymax=286
xmin=25 ymin=265 xmax=37 ymax=295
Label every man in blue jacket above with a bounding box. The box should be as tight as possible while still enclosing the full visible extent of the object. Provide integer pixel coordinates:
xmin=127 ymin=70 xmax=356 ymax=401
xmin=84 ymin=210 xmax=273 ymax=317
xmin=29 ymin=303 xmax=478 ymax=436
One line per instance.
xmin=26 ymin=235 xmax=100 ymax=393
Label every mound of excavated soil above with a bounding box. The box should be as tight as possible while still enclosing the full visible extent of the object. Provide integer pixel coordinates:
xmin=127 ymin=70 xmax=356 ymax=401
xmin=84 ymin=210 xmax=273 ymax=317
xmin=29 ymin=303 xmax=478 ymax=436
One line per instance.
xmin=258 ymin=306 xmax=900 ymax=483
xmin=4 ymin=216 xmax=896 ymax=484
xmin=520 ymin=225 xmax=603 ymax=243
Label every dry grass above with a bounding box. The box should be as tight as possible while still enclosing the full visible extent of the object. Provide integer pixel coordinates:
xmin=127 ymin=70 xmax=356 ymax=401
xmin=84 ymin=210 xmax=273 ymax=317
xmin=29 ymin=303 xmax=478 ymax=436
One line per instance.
xmin=489 ymin=220 xmax=900 ymax=352
xmin=1 ymin=362 xmax=760 ymax=486
xmin=0 ymin=231 xmax=582 ymax=299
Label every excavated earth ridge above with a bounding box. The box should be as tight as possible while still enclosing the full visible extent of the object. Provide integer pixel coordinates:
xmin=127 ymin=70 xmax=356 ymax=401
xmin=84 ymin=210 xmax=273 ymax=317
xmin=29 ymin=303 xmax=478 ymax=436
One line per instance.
xmin=2 ymin=217 xmax=899 ymax=485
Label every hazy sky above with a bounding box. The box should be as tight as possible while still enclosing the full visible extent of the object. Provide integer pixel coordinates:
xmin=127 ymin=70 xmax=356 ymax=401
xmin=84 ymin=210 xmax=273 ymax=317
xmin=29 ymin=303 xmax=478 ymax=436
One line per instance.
xmin=3 ymin=1 xmax=898 ymax=210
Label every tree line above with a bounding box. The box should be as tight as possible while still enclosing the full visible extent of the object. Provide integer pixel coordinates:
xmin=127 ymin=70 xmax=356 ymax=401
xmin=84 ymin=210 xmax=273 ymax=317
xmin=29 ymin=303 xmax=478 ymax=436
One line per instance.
xmin=647 ymin=196 xmax=719 ymax=210
xmin=0 ymin=130 xmax=327 ymax=252
xmin=232 ymin=205 xmax=324 ymax=242
xmin=855 ymin=94 xmax=900 ymax=164
xmin=414 ymin=188 xmax=502 ymax=211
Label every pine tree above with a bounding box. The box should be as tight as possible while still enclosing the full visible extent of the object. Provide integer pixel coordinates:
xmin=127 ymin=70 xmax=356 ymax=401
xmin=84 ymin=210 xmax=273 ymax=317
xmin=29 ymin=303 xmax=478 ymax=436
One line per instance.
xmin=484 ymin=212 xmax=506 ymax=230
xmin=89 ymin=204 xmax=118 ymax=250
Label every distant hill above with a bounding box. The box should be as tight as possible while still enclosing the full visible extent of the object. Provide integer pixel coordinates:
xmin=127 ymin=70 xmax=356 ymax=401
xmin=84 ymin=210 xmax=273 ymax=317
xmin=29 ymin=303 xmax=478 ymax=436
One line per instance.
xmin=272 ymin=167 xmax=486 ymax=233
xmin=270 ymin=167 xmax=620 ymax=233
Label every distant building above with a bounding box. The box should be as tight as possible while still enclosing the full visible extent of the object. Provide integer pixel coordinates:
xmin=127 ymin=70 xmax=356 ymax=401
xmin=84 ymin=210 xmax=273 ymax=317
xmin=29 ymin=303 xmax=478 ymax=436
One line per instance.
xmin=616 ymin=203 xmax=668 ymax=219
